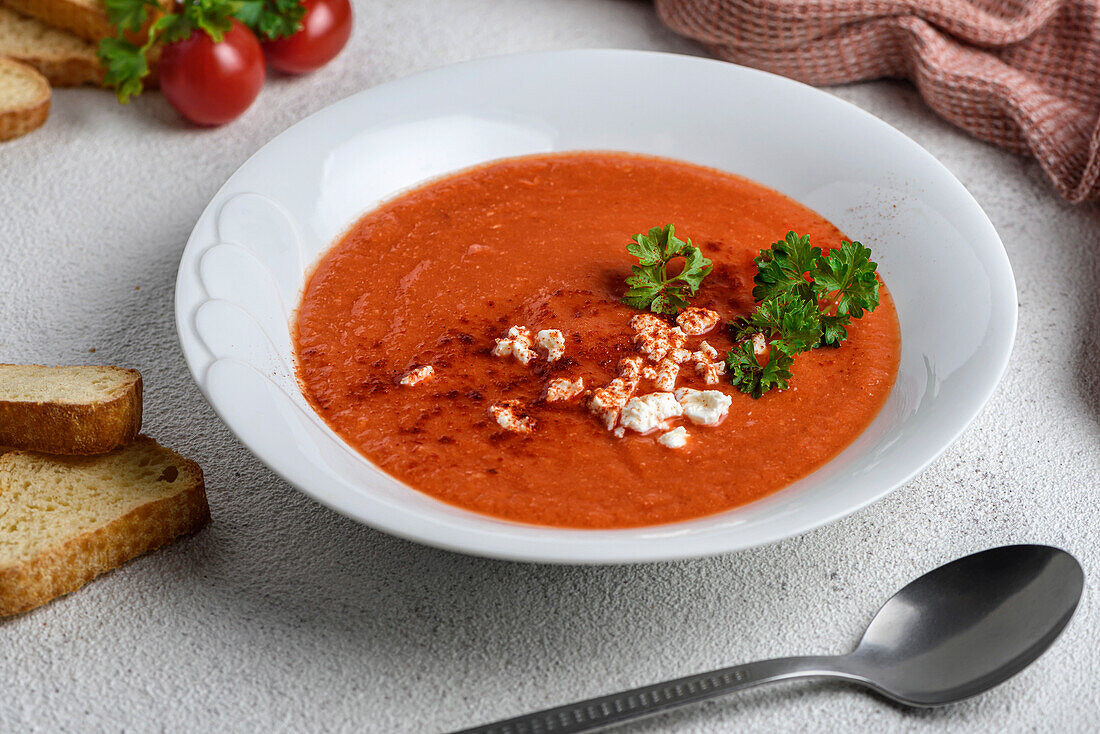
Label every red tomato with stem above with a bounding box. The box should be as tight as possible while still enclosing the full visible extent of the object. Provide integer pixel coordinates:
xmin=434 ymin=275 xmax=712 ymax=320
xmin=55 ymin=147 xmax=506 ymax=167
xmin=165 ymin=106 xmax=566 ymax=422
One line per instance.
xmin=263 ymin=0 xmax=352 ymax=75
xmin=159 ymin=20 xmax=266 ymax=126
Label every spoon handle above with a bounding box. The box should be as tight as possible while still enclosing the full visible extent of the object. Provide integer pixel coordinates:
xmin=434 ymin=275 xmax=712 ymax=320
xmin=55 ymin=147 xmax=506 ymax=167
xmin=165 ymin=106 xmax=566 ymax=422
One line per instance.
xmin=451 ymin=655 xmax=846 ymax=734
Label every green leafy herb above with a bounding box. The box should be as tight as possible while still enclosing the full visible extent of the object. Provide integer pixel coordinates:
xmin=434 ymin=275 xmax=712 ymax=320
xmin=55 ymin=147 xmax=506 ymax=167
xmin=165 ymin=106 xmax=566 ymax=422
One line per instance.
xmin=818 ymin=313 xmax=852 ymax=348
xmin=726 ymin=339 xmax=795 ymax=399
xmin=752 ymin=231 xmax=820 ymax=304
xmin=622 ymin=224 xmax=713 ymax=315
xmin=727 ymin=231 xmax=880 ymax=398
xmin=99 ymin=0 xmax=299 ymax=103
xmin=235 ymin=0 xmax=305 ymax=39
xmin=103 ymin=0 xmax=161 ymax=34
xmin=731 ymin=293 xmax=822 ymax=353
xmin=811 ymin=239 xmax=880 ymax=319
xmin=97 ymin=37 xmax=150 ymax=103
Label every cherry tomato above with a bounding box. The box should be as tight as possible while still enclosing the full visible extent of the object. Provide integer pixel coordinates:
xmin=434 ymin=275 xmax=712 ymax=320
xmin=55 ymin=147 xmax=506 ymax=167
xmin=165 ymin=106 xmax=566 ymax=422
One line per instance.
xmin=159 ymin=20 xmax=266 ymax=126
xmin=263 ymin=0 xmax=352 ymax=75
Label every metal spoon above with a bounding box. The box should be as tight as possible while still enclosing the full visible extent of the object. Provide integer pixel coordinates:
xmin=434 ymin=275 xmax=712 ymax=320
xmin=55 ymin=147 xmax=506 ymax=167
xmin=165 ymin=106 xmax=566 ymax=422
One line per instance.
xmin=454 ymin=545 xmax=1083 ymax=734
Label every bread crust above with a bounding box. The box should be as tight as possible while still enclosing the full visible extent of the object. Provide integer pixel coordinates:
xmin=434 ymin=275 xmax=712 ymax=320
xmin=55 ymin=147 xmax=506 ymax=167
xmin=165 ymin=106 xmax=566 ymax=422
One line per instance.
xmin=0 ymin=367 xmax=142 ymax=454
xmin=2 ymin=0 xmax=170 ymax=43
xmin=0 ymin=59 xmax=50 ymax=142
xmin=0 ymin=441 xmax=210 ymax=616
xmin=18 ymin=54 xmax=103 ymax=87
xmin=17 ymin=52 xmax=159 ymax=89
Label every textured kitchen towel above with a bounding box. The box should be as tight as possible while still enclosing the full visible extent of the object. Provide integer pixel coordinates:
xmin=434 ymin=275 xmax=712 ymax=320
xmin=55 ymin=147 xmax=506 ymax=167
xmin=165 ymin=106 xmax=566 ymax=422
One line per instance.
xmin=655 ymin=0 xmax=1100 ymax=203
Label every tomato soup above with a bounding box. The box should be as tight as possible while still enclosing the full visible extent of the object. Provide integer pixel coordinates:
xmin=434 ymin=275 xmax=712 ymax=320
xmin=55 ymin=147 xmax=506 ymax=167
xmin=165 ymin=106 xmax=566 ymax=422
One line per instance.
xmin=294 ymin=153 xmax=900 ymax=528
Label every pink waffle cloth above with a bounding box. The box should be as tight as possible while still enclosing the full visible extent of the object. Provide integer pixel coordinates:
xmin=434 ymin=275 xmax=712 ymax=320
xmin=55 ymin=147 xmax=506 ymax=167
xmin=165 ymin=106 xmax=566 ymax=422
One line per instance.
xmin=656 ymin=0 xmax=1100 ymax=202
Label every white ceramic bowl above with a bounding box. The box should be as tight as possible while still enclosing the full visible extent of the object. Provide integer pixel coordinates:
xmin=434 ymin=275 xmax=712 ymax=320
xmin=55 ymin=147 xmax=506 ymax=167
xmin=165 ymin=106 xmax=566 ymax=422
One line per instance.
xmin=175 ymin=50 xmax=1016 ymax=564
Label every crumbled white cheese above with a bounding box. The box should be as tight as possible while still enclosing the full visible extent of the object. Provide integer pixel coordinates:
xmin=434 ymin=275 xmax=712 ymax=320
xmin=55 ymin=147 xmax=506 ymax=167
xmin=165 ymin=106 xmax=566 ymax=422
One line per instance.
xmin=631 ymin=314 xmax=687 ymax=362
xmin=752 ymin=333 xmax=767 ymax=357
xmin=690 ymin=341 xmax=725 ymax=384
xmin=657 ymin=426 xmax=689 ymax=449
xmin=675 ymin=388 xmax=732 ymax=426
xmin=613 ymin=427 xmax=625 ymax=438
xmin=488 ymin=400 xmax=536 ymax=433
xmin=588 ymin=359 xmax=644 ymax=430
xmin=399 ymin=365 xmax=435 ymax=386
xmin=545 ymin=377 xmax=585 ymax=402
xmin=695 ymin=357 xmax=726 ymax=385
xmin=492 ymin=325 xmax=537 ymax=365
xmin=619 ymin=392 xmax=683 ymax=434
xmin=589 ymin=377 xmax=638 ymax=430
xmin=630 ymin=313 xmax=666 ymax=333
xmin=642 ymin=366 xmax=658 ymax=381
xmin=536 ymin=329 xmax=566 ymax=361
xmin=653 ymin=358 xmax=679 ymax=391
xmin=676 ymin=307 xmax=721 ymax=336
xmin=619 ymin=356 xmax=643 ymax=380
xmin=669 ymin=348 xmax=692 ymax=364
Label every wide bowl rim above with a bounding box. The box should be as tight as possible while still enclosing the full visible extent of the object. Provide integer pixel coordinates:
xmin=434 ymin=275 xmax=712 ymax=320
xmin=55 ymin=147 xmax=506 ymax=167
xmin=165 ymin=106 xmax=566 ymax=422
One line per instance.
xmin=174 ymin=49 xmax=1017 ymax=564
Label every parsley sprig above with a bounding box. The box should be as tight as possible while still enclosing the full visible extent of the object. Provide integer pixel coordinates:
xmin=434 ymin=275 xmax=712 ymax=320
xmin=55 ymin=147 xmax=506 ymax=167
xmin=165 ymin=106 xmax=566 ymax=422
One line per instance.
xmin=727 ymin=231 xmax=880 ymax=397
xmin=99 ymin=0 xmax=242 ymax=103
xmin=235 ymin=0 xmax=306 ymax=39
xmin=622 ymin=224 xmax=713 ymax=315
xmin=98 ymin=0 xmax=304 ymax=104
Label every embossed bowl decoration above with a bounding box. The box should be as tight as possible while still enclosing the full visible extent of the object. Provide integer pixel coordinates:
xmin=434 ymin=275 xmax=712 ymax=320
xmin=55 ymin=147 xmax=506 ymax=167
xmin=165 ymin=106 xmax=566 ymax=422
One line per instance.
xmin=175 ymin=50 xmax=1017 ymax=563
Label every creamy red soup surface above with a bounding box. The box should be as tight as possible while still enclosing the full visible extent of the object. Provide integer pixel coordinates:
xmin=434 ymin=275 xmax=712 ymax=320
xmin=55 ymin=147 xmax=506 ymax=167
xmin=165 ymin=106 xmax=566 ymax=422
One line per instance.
xmin=294 ymin=152 xmax=900 ymax=529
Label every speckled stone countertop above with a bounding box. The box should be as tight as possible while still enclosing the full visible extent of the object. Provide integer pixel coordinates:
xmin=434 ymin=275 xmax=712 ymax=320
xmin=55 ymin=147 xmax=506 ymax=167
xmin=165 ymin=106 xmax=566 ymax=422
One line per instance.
xmin=1 ymin=1 xmax=1098 ymax=732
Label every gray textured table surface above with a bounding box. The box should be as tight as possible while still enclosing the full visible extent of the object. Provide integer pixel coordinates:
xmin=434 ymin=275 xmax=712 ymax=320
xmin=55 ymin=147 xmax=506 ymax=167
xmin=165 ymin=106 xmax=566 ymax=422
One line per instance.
xmin=2 ymin=1 xmax=1099 ymax=732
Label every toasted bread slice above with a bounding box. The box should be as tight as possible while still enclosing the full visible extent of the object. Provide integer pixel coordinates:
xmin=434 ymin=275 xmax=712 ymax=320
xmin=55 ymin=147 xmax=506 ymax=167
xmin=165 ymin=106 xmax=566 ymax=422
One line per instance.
xmin=1 ymin=0 xmax=170 ymax=43
xmin=0 ymin=436 xmax=210 ymax=616
xmin=0 ymin=57 xmax=49 ymax=141
xmin=0 ymin=365 xmax=142 ymax=454
xmin=0 ymin=7 xmax=104 ymax=86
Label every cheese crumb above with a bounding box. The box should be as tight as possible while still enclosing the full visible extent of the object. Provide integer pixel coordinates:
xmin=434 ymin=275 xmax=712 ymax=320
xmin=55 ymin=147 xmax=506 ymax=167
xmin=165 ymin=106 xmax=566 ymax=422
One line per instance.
xmin=399 ymin=365 xmax=435 ymax=386
xmin=619 ymin=356 xmax=643 ymax=380
xmin=631 ymin=314 xmax=687 ymax=362
xmin=536 ymin=329 xmax=566 ymax=361
xmin=676 ymin=307 xmax=721 ymax=336
xmin=691 ymin=341 xmax=725 ymax=384
xmin=653 ymin=358 xmax=679 ymax=391
xmin=675 ymin=388 xmax=732 ymax=426
xmin=630 ymin=313 xmax=666 ymax=333
xmin=695 ymin=357 xmax=726 ymax=385
xmin=620 ymin=392 xmax=683 ymax=434
xmin=669 ymin=348 xmax=692 ymax=364
xmin=546 ymin=377 xmax=585 ymax=402
xmin=492 ymin=326 xmax=537 ymax=365
xmin=657 ymin=426 xmax=689 ymax=449
xmin=752 ymin=333 xmax=767 ymax=357
xmin=588 ymin=359 xmax=644 ymax=430
xmin=488 ymin=400 xmax=536 ymax=433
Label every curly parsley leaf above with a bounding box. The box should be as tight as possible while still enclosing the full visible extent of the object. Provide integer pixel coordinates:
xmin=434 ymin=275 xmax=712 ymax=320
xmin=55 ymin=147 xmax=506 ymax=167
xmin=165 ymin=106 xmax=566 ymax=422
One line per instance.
xmin=817 ymin=313 xmax=850 ymax=348
xmin=812 ymin=239 xmax=880 ymax=319
xmin=235 ymin=0 xmax=305 ymax=39
xmin=752 ymin=231 xmax=821 ymax=303
xmin=621 ymin=224 xmax=713 ymax=315
xmin=727 ymin=231 xmax=880 ymax=397
xmin=103 ymin=0 xmax=161 ymax=33
xmin=182 ymin=0 xmax=241 ymax=40
xmin=726 ymin=339 xmax=795 ymax=399
xmin=97 ymin=37 xmax=150 ymax=103
xmin=733 ymin=294 xmax=822 ymax=352
xmin=99 ymin=0 xmax=244 ymax=102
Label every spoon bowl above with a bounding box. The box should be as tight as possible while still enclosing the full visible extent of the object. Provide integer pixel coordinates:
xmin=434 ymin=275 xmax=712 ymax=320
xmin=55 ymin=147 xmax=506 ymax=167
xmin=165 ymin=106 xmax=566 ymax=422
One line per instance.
xmin=456 ymin=545 xmax=1084 ymax=733
xmin=848 ymin=544 xmax=1084 ymax=706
